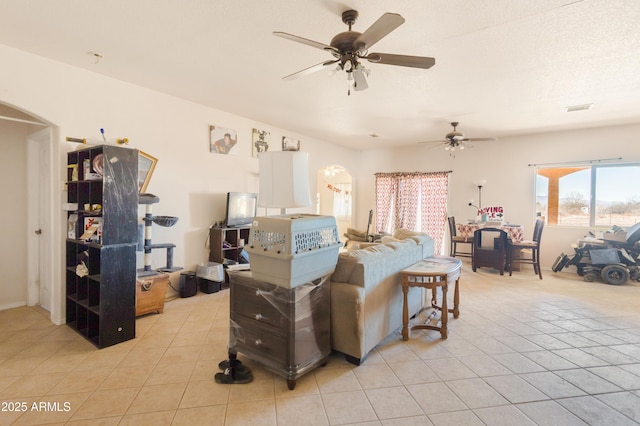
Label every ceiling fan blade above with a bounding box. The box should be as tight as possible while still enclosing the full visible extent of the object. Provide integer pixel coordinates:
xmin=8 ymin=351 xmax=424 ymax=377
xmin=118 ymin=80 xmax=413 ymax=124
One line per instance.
xmin=464 ymin=137 xmax=497 ymax=142
xmin=418 ymin=140 xmax=446 ymax=144
xmin=282 ymin=60 xmax=339 ymax=80
xmin=353 ymin=67 xmax=368 ymax=91
xmin=430 ymin=142 xmax=450 ymax=150
xmin=354 ymin=13 xmax=405 ymax=50
xmin=366 ymin=53 xmax=435 ymax=69
xmin=273 ymin=31 xmax=336 ymax=53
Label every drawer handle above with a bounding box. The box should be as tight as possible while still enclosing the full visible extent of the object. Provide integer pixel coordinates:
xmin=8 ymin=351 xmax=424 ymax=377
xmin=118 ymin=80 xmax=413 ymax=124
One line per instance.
xmin=255 ymin=313 xmax=263 ymax=320
xmin=254 ymin=339 xmax=263 ymax=346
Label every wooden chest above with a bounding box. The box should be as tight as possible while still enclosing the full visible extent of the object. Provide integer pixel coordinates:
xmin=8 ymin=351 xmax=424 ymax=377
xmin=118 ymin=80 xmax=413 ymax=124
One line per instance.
xmin=136 ymin=273 xmax=169 ymax=316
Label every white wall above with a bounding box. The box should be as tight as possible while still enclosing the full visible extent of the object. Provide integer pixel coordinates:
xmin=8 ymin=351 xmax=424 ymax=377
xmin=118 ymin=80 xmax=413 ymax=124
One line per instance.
xmin=0 ymin=120 xmax=29 ymax=309
xmin=354 ymin=123 xmax=640 ymax=270
xmin=0 ymin=44 xmax=359 ymax=320
xmin=2 ymin=41 xmax=639 ymax=317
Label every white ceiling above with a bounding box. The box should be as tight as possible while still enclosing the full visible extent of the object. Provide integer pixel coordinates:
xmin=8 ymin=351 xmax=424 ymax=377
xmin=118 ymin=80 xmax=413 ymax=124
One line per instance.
xmin=1 ymin=0 xmax=640 ymax=150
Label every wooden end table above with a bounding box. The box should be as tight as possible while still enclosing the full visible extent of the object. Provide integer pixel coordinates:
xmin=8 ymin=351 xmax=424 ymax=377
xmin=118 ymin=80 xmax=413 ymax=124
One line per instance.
xmin=400 ymin=256 xmax=462 ymax=340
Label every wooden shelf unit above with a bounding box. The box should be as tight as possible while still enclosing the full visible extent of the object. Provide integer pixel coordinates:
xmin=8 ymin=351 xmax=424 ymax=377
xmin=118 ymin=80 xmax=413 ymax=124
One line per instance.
xmin=209 ymin=225 xmax=251 ymax=264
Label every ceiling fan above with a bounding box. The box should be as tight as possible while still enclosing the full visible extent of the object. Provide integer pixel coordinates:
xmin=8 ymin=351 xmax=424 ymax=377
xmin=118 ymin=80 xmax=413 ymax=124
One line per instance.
xmin=420 ymin=122 xmax=497 ymax=152
xmin=273 ymin=9 xmax=435 ymax=95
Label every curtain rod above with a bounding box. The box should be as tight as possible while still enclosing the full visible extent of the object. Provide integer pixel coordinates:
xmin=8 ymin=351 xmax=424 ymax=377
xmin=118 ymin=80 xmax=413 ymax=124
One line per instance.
xmin=528 ymin=157 xmax=622 ymax=167
xmin=374 ymin=170 xmax=452 ymax=175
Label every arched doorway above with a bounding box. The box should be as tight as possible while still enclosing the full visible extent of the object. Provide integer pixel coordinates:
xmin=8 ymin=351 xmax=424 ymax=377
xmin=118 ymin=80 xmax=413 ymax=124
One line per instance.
xmin=316 ymin=165 xmax=354 ymax=239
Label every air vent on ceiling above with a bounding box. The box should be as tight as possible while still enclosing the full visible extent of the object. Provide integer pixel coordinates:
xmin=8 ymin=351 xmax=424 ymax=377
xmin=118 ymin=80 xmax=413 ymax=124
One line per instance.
xmin=565 ymin=103 xmax=593 ymax=112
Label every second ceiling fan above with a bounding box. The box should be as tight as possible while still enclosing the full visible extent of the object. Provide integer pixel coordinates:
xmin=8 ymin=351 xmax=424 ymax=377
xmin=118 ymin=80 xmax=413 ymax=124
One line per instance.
xmin=420 ymin=122 xmax=497 ymax=152
xmin=273 ymin=9 xmax=435 ymax=94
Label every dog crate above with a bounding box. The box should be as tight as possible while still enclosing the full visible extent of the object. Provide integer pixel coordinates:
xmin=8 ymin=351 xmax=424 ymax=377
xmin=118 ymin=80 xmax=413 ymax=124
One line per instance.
xmin=245 ymin=214 xmax=342 ymax=288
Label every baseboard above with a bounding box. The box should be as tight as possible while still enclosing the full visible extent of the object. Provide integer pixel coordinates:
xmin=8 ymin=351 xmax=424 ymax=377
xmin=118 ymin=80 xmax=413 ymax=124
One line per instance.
xmin=0 ymin=301 xmax=27 ymax=311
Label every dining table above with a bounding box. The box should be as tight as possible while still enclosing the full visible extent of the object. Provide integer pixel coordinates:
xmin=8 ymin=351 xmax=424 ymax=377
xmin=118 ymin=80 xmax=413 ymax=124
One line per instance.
xmin=457 ymin=223 xmax=525 ymax=243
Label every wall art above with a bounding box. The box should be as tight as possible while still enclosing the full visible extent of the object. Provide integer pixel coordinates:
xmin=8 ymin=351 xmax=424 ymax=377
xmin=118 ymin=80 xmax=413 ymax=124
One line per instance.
xmin=210 ymin=125 xmax=238 ymax=154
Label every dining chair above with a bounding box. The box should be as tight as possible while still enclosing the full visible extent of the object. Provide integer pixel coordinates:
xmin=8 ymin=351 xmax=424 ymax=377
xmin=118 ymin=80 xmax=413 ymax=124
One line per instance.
xmin=507 ymin=219 xmax=545 ymax=279
xmin=448 ymin=216 xmax=473 ymax=258
xmin=472 ymin=227 xmax=508 ymax=275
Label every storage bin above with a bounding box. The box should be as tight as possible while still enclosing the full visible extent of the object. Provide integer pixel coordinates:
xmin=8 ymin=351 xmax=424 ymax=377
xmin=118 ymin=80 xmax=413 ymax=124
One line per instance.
xmin=196 ymin=262 xmax=224 ymax=293
xmin=179 ymin=271 xmax=197 ymax=298
xmin=197 ymin=277 xmax=221 ymax=294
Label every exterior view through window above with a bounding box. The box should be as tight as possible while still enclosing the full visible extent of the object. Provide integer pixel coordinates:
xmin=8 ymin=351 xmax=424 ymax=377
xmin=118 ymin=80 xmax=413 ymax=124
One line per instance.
xmin=536 ymin=164 xmax=640 ymax=227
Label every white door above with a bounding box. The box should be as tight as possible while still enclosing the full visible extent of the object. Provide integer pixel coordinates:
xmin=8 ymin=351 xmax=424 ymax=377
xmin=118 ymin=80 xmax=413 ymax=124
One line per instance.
xmin=27 ymin=127 xmax=53 ymax=311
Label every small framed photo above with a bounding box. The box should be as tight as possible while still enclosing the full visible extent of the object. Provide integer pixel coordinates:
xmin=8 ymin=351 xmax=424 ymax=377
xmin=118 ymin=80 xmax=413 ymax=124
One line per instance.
xmin=210 ymin=125 xmax=238 ymax=154
xmin=138 ymin=151 xmax=158 ymax=193
xmin=252 ymin=128 xmax=270 ymax=158
xmin=282 ymin=136 xmax=300 ymax=151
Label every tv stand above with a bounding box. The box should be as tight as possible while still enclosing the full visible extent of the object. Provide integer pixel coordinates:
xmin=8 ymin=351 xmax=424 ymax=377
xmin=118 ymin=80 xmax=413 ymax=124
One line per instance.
xmin=209 ymin=225 xmax=251 ymax=266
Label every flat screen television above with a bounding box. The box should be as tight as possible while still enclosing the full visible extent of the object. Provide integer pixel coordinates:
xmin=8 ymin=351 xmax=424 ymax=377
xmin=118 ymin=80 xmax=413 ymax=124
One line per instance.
xmin=224 ymin=192 xmax=257 ymax=227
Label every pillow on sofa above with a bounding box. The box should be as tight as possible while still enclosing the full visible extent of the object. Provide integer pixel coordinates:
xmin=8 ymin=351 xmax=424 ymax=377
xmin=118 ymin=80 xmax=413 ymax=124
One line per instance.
xmin=386 ymin=239 xmax=417 ymax=251
xmin=393 ymin=228 xmax=432 ymax=246
xmin=380 ymin=236 xmax=400 ymax=243
xmin=393 ymin=228 xmax=423 ymax=240
xmin=332 ymin=243 xmax=394 ymax=282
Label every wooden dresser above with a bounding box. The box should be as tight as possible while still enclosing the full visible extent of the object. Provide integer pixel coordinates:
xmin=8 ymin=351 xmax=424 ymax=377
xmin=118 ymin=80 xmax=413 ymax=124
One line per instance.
xmin=227 ymin=271 xmax=330 ymax=390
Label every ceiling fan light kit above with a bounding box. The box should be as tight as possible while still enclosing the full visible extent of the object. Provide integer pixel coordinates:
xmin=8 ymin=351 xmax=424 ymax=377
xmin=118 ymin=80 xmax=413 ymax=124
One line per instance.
xmin=273 ymin=9 xmax=435 ymax=95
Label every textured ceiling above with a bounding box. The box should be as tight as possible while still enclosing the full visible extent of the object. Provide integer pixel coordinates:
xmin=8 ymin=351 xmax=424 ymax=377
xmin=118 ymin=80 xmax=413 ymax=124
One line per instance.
xmin=1 ymin=0 xmax=639 ymax=150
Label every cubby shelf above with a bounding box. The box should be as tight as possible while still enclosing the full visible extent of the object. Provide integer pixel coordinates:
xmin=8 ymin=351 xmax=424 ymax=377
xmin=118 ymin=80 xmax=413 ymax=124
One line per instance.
xmin=65 ymin=145 xmax=138 ymax=349
xmin=209 ymin=225 xmax=251 ymax=264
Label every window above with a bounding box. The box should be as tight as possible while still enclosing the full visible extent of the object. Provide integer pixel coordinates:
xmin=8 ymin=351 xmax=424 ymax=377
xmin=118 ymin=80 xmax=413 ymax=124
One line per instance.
xmin=332 ymin=182 xmax=352 ymax=222
xmin=536 ymin=164 xmax=640 ymax=227
xmin=375 ymin=171 xmax=449 ymax=253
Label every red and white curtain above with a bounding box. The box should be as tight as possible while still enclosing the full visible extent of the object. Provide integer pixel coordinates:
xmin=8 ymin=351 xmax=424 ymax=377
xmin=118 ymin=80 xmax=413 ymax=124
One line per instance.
xmin=375 ymin=171 xmax=449 ymax=253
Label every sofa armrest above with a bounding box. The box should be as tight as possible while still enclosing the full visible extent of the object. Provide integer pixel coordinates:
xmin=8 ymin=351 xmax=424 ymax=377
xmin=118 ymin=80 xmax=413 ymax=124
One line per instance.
xmin=330 ymin=281 xmax=365 ymax=359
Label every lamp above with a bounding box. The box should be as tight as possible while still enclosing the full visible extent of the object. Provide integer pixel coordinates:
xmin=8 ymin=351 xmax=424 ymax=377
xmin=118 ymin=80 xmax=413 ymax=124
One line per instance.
xmin=474 ymin=179 xmax=486 ymax=210
xmin=258 ymin=151 xmax=312 ymax=215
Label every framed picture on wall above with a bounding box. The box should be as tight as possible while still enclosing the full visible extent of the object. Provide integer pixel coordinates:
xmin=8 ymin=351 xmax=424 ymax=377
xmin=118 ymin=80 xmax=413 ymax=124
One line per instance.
xmin=138 ymin=151 xmax=158 ymax=193
xmin=252 ymin=128 xmax=270 ymax=158
xmin=209 ymin=125 xmax=238 ymax=154
xmin=282 ymin=136 xmax=300 ymax=151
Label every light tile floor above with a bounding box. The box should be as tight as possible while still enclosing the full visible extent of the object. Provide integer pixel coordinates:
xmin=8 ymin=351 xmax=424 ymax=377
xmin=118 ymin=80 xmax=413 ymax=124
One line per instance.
xmin=1 ymin=264 xmax=640 ymax=425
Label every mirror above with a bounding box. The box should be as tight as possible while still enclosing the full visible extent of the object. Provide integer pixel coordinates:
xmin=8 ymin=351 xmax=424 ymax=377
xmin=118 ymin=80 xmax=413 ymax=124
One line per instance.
xmin=317 ymin=165 xmax=353 ymax=239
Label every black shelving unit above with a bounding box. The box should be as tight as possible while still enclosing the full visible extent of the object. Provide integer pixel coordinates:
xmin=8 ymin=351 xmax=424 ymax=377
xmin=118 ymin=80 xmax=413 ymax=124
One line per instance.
xmin=65 ymin=144 xmax=138 ymax=348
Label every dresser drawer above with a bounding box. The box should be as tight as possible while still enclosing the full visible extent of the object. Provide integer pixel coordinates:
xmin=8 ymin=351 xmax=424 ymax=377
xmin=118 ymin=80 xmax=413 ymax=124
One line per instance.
xmin=231 ymin=278 xmax=289 ymax=330
xmin=231 ymin=316 xmax=288 ymax=365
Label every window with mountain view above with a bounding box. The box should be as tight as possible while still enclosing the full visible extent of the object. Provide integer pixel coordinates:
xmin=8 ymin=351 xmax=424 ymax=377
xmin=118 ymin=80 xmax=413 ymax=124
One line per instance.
xmin=536 ymin=164 xmax=640 ymax=227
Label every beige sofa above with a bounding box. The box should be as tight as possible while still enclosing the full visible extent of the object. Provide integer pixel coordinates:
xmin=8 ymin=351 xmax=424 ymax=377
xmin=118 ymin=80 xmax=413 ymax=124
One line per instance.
xmin=330 ymin=229 xmax=435 ymax=364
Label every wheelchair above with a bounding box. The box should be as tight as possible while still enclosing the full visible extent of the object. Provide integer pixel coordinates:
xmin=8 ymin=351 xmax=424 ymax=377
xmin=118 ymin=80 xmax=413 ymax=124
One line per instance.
xmin=552 ymin=223 xmax=640 ymax=285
